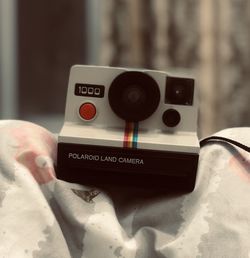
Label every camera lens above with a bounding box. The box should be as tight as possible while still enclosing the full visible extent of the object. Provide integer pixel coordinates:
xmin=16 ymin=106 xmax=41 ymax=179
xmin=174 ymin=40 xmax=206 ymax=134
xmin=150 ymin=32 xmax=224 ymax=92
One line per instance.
xmin=122 ymin=85 xmax=146 ymax=106
xmin=165 ymin=76 xmax=194 ymax=106
xmin=109 ymin=72 xmax=160 ymax=122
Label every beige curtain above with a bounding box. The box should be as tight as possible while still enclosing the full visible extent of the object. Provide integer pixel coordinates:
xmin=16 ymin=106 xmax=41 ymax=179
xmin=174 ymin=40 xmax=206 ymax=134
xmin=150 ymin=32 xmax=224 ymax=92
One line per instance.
xmin=100 ymin=0 xmax=250 ymax=137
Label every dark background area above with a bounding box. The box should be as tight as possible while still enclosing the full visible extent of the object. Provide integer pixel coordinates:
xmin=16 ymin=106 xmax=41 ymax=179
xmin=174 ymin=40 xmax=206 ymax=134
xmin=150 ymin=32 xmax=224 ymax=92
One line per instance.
xmin=18 ymin=0 xmax=86 ymax=118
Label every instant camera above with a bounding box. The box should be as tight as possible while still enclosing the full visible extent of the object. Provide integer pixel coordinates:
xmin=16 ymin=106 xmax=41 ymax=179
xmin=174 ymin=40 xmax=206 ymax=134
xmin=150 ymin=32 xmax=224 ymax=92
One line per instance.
xmin=57 ymin=65 xmax=200 ymax=192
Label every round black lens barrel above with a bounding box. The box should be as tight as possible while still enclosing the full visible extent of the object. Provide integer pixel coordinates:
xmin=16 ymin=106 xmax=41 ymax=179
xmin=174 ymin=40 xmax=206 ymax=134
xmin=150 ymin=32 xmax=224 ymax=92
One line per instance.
xmin=108 ymin=72 xmax=160 ymax=122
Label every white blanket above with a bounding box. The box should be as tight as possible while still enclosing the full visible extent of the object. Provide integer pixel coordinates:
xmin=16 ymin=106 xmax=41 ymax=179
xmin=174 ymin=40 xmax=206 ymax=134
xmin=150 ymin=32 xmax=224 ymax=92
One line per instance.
xmin=0 ymin=120 xmax=250 ymax=258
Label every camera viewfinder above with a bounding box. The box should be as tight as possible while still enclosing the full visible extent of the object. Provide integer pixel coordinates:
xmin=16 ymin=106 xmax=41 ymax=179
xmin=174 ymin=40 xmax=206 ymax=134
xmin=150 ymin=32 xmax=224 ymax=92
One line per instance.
xmin=165 ymin=76 xmax=194 ymax=106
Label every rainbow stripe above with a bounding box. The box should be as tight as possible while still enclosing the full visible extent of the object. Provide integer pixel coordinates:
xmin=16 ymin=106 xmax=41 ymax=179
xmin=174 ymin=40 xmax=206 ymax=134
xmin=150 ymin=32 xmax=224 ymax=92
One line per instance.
xmin=123 ymin=122 xmax=139 ymax=148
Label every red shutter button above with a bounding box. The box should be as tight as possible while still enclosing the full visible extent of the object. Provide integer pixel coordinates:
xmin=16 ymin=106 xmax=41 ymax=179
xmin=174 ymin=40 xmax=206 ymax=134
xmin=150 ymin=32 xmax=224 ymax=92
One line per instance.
xmin=79 ymin=103 xmax=97 ymax=121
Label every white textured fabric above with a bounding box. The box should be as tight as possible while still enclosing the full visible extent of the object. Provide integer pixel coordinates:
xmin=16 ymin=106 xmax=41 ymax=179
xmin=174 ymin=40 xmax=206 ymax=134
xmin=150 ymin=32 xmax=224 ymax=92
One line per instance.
xmin=0 ymin=120 xmax=250 ymax=257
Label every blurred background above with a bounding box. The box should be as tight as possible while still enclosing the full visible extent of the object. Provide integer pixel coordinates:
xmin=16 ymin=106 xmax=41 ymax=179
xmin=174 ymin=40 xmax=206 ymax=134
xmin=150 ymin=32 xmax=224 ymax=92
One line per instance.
xmin=1 ymin=0 xmax=250 ymax=137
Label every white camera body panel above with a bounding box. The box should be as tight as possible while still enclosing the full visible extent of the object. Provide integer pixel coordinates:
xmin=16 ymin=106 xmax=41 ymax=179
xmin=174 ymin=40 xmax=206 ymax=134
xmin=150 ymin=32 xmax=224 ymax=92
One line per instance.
xmin=59 ymin=65 xmax=199 ymax=152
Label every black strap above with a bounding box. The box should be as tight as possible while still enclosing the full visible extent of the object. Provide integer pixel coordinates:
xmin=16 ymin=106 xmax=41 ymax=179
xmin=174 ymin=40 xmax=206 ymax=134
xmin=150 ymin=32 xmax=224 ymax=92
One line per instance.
xmin=200 ymin=136 xmax=250 ymax=153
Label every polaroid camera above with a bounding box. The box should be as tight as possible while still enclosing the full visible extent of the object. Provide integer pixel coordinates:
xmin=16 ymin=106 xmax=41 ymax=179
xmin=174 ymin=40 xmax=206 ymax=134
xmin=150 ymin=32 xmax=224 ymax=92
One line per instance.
xmin=57 ymin=65 xmax=200 ymax=192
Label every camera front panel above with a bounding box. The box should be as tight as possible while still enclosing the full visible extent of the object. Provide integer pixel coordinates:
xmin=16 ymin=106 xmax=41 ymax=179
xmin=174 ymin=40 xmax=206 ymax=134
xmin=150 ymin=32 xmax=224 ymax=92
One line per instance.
xmin=64 ymin=66 xmax=198 ymax=133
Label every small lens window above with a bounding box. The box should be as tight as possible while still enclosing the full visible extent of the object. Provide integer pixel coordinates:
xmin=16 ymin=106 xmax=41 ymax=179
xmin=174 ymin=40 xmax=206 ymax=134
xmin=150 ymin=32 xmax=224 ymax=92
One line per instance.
xmin=122 ymin=85 xmax=146 ymax=106
xmin=165 ymin=76 xmax=194 ymax=105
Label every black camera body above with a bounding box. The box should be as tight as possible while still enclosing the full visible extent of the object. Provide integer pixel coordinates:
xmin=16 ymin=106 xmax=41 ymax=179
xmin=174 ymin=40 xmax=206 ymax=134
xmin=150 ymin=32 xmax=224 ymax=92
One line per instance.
xmin=57 ymin=65 xmax=200 ymax=192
